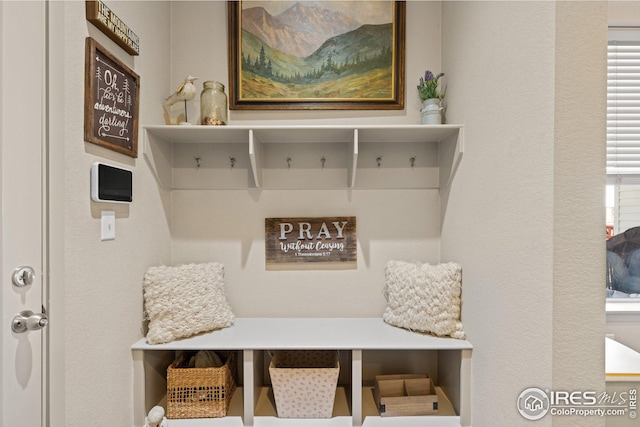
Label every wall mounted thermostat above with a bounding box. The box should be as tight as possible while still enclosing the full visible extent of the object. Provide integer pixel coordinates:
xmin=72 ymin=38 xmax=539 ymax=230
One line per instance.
xmin=90 ymin=162 xmax=133 ymax=203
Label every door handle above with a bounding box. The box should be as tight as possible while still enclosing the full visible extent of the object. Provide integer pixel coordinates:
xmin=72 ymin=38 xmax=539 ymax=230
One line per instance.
xmin=12 ymin=266 xmax=35 ymax=287
xmin=11 ymin=310 xmax=48 ymax=333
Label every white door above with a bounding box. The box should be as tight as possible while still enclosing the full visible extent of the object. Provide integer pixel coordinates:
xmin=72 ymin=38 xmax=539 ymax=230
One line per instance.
xmin=1 ymin=1 xmax=48 ymax=426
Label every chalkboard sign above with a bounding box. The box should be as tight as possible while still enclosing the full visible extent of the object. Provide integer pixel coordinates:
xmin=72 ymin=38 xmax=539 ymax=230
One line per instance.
xmin=265 ymin=216 xmax=357 ymax=270
xmin=84 ymin=37 xmax=139 ymax=158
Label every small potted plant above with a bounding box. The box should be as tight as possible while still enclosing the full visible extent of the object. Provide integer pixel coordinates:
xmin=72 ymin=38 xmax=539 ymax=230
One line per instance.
xmin=417 ymin=70 xmax=445 ymax=124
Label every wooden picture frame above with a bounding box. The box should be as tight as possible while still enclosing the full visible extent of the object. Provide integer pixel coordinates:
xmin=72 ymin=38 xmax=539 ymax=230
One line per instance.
xmin=84 ymin=37 xmax=140 ymax=158
xmin=85 ymin=0 xmax=140 ymax=56
xmin=228 ymin=1 xmax=405 ymax=110
xmin=265 ymin=217 xmax=357 ymax=270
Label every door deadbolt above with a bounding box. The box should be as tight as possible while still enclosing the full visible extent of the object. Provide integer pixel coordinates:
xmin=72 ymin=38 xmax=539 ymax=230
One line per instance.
xmin=12 ymin=310 xmax=48 ymax=333
xmin=12 ymin=266 xmax=35 ymax=287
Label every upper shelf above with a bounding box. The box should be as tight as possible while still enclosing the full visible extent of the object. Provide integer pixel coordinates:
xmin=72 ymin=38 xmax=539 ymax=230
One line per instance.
xmin=143 ymin=124 xmax=464 ymax=190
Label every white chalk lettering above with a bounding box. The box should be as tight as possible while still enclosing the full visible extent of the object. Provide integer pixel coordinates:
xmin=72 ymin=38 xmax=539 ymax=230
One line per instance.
xmin=315 ymin=241 xmax=345 ymax=252
xmin=298 ymin=222 xmax=312 ymax=240
xmin=278 ymin=220 xmax=349 ymax=240
xmin=332 ymin=221 xmax=347 ymax=238
xmin=279 ymin=223 xmax=293 ymax=240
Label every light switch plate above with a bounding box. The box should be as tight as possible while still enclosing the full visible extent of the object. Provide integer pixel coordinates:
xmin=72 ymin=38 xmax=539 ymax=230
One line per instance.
xmin=101 ymin=210 xmax=115 ymax=241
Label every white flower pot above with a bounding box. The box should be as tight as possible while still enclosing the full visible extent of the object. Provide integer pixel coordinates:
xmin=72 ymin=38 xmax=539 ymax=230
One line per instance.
xmin=421 ymin=98 xmax=443 ymax=125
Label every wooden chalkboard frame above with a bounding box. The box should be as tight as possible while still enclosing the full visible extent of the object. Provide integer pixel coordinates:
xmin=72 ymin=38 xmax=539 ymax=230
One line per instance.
xmin=84 ymin=37 xmax=140 ymax=158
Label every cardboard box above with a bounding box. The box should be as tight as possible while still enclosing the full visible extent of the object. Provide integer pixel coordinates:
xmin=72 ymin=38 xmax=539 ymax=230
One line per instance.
xmin=373 ymin=374 xmax=438 ymax=416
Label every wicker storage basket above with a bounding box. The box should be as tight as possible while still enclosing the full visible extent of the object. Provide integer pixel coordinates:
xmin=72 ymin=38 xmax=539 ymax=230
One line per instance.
xmin=269 ymin=350 xmax=339 ymax=418
xmin=166 ymin=351 xmax=236 ymax=419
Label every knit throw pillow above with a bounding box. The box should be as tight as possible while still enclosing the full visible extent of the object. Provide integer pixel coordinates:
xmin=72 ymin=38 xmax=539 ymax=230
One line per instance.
xmin=143 ymin=262 xmax=235 ymax=344
xmin=383 ymin=261 xmax=465 ymax=339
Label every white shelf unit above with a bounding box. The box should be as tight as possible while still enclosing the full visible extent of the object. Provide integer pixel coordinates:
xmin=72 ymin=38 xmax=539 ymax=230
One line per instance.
xmin=132 ymin=318 xmax=472 ymax=427
xmin=143 ymin=125 xmax=464 ymax=190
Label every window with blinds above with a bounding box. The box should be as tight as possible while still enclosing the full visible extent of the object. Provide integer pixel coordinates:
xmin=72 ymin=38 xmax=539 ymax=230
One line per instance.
xmin=608 ymin=39 xmax=640 ymax=177
xmin=607 ymin=30 xmax=640 ymax=299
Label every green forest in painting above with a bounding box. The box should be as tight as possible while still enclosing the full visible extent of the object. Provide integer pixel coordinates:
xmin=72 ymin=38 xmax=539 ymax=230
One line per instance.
xmin=239 ymin=2 xmax=394 ymax=101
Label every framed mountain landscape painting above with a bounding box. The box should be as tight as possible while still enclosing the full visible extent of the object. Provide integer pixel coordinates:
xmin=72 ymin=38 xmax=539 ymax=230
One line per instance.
xmin=228 ymin=1 xmax=405 ymax=110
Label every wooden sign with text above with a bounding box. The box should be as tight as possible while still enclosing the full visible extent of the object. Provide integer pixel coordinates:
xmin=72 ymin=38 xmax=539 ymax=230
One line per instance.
xmin=265 ymin=217 xmax=357 ymax=270
xmin=86 ymin=0 xmax=140 ymax=55
xmin=84 ymin=37 xmax=139 ymax=158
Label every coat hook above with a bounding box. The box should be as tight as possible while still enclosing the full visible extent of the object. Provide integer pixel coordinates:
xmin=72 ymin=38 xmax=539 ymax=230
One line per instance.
xmin=194 ymin=157 xmax=202 ymax=169
xmin=229 ymin=156 xmax=236 ymax=168
xmin=321 ymin=156 xmax=326 ymax=168
xmin=410 ymin=156 xmax=416 ymax=168
xmin=287 ymin=157 xmax=292 ymax=169
xmin=376 ymin=156 xmax=382 ymax=168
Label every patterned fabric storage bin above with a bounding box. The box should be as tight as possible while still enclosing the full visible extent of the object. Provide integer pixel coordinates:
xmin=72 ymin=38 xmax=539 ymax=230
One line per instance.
xmin=269 ymin=350 xmax=340 ymax=418
xmin=166 ymin=351 xmax=236 ymax=419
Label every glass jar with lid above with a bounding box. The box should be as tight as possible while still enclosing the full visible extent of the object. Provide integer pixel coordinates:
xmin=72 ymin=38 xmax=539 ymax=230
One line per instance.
xmin=200 ymin=81 xmax=228 ymax=125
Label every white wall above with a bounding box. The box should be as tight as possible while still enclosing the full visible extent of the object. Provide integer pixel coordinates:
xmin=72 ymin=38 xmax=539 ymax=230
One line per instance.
xmin=47 ymin=1 xmax=611 ymax=426
xmin=168 ymin=1 xmax=445 ymax=317
xmin=553 ymin=5 xmax=607 ymax=427
xmin=50 ymin=1 xmax=444 ymax=425
xmin=609 ymin=1 xmax=640 ymax=25
xmin=170 ymin=1 xmax=440 ymax=126
xmin=441 ymin=2 xmax=606 ymax=426
xmin=49 ymin=2 xmax=172 ymax=426
xmin=171 ymin=189 xmax=441 ymax=317
xmin=441 ymin=3 xmax=556 ymax=425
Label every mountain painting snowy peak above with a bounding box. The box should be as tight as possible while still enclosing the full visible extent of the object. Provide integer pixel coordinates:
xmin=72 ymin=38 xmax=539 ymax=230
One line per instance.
xmin=241 ymin=6 xmax=320 ymax=58
xmin=235 ymin=1 xmax=400 ymax=104
xmin=276 ymin=2 xmax=361 ymax=39
xmin=242 ymin=2 xmax=364 ymax=58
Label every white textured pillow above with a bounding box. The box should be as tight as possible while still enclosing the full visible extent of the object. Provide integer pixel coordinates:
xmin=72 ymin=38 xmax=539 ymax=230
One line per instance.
xmin=383 ymin=261 xmax=465 ymax=339
xmin=143 ymin=262 xmax=235 ymax=344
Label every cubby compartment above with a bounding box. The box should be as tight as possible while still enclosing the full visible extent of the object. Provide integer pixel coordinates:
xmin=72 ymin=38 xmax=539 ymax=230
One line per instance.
xmin=132 ymin=318 xmax=472 ymax=427
xmin=165 ymin=351 xmax=237 ymax=419
xmin=132 ymin=349 xmax=245 ymax=426
xmin=361 ymin=350 xmax=462 ymax=422
xmin=251 ymin=350 xmax=353 ymax=421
